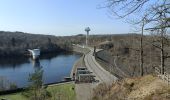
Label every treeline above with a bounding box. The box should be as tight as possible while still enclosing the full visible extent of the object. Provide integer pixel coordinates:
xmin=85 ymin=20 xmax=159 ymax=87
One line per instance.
xmin=86 ymin=34 xmax=170 ymax=76
xmin=0 ymin=31 xmax=78 ymax=57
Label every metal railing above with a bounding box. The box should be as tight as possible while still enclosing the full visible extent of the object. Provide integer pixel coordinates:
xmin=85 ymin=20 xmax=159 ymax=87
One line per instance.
xmin=155 ymin=67 xmax=170 ymax=85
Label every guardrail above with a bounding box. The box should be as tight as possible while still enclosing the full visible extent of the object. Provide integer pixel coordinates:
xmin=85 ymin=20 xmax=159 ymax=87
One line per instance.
xmin=155 ymin=67 xmax=170 ymax=85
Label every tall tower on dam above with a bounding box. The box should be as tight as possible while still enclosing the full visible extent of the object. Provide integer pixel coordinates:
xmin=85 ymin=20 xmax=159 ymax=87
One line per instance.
xmin=85 ymin=27 xmax=90 ymax=46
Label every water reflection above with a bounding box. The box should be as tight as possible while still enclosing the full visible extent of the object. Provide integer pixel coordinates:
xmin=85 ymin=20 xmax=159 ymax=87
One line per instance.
xmin=0 ymin=52 xmax=75 ymax=67
xmin=0 ymin=52 xmax=81 ymax=88
xmin=31 ymin=59 xmax=41 ymax=70
xmin=29 ymin=59 xmax=43 ymax=89
xmin=0 ymin=76 xmax=18 ymax=91
xmin=39 ymin=52 xmax=75 ymax=60
xmin=0 ymin=56 xmax=29 ymax=68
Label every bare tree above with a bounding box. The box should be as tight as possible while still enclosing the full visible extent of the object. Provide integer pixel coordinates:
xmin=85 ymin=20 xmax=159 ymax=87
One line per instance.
xmin=145 ymin=2 xmax=170 ymax=74
xmin=140 ymin=19 xmax=145 ymax=76
xmin=104 ymin=0 xmax=169 ymax=18
xmin=103 ymin=0 xmax=170 ymax=76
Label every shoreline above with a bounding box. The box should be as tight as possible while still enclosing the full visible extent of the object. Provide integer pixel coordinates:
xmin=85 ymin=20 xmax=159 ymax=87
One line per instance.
xmin=70 ymin=45 xmax=90 ymax=78
xmin=0 ymin=45 xmax=88 ymax=96
xmin=70 ymin=55 xmax=85 ymax=78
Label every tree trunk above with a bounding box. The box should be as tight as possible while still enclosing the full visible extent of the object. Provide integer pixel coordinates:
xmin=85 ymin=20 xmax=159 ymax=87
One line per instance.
xmin=140 ymin=21 xmax=144 ymax=76
xmin=161 ymin=29 xmax=164 ymax=75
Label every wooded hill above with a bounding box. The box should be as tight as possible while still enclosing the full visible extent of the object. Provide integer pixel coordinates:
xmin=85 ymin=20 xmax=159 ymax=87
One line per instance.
xmin=0 ymin=31 xmax=74 ymax=57
xmin=1 ymin=31 xmax=170 ymax=77
xmin=87 ymin=34 xmax=170 ymax=76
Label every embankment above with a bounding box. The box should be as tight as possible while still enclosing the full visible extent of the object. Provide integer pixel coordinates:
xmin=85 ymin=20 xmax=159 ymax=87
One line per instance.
xmin=95 ymin=50 xmax=128 ymax=78
xmin=70 ymin=45 xmax=90 ymax=77
xmin=93 ymin=75 xmax=170 ymax=100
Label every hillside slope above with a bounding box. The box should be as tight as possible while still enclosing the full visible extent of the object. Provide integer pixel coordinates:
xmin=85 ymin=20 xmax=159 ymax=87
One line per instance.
xmin=93 ymin=75 xmax=170 ymax=100
xmin=87 ymin=34 xmax=170 ymax=76
xmin=0 ymin=31 xmax=73 ymax=57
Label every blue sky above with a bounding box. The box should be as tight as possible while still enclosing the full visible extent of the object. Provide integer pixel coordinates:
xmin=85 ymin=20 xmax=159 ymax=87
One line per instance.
xmin=0 ymin=0 xmax=131 ymax=36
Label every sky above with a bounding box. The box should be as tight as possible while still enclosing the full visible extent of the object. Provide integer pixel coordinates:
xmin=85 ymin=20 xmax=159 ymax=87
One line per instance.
xmin=0 ymin=0 xmax=131 ymax=36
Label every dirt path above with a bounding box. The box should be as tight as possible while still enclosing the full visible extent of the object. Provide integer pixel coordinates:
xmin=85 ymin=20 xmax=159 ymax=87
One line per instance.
xmin=75 ymin=83 xmax=93 ymax=100
xmin=73 ymin=56 xmax=94 ymax=100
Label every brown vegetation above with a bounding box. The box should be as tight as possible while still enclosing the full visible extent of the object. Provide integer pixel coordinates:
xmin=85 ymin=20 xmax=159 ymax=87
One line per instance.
xmin=93 ymin=75 xmax=170 ymax=100
xmin=1 ymin=31 xmax=169 ymax=76
xmin=88 ymin=34 xmax=170 ymax=76
xmin=0 ymin=31 xmax=85 ymax=57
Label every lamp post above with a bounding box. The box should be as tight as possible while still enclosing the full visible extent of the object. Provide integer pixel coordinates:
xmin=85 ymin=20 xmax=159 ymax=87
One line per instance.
xmin=85 ymin=27 xmax=90 ymax=46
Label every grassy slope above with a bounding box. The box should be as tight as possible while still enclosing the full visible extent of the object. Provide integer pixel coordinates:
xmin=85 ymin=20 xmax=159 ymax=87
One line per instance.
xmin=0 ymin=93 xmax=26 ymax=100
xmin=0 ymin=83 xmax=76 ymax=100
xmin=93 ymin=75 xmax=170 ymax=100
xmin=47 ymin=83 xmax=76 ymax=100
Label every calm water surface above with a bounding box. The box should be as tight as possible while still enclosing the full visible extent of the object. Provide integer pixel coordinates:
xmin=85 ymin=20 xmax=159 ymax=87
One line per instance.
xmin=0 ymin=52 xmax=81 ymax=88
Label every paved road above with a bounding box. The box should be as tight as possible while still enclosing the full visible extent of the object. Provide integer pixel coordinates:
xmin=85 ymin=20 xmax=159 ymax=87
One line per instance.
xmin=84 ymin=47 xmax=118 ymax=85
xmin=74 ymin=45 xmax=118 ymax=100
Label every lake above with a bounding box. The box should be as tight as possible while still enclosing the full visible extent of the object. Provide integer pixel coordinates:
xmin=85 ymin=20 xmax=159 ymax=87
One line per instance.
xmin=0 ymin=52 xmax=81 ymax=89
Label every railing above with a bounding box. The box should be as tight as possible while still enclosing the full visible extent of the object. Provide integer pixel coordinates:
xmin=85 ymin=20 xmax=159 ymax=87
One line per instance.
xmin=155 ymin=67 xmax=170 ymax=85
xmin=155 ymin=67 xmax=161 ymax=75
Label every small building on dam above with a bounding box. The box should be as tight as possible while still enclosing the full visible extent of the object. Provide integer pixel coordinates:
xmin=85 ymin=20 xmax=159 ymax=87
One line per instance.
xmin=28 ymin=49 xmax=40 ymax=60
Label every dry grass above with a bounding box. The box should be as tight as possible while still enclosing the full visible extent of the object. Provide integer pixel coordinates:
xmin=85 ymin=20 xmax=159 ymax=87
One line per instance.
xmin=92 ymin=75 xmax=170 ymax=100
xmin=90 ymin=34 xmax=170 ymax=76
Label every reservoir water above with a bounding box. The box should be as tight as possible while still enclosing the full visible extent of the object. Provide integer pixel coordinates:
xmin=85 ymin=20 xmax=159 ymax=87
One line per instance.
xmin=0 ymin=52 xmax=81 ymax=89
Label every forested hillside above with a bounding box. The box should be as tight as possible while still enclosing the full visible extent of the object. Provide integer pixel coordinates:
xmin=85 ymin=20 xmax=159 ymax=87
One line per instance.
xmin=87 ymin=34 xmax=170 ymax=76
xmin=0 ymin=31 xmax=74 ymax=57
xmin=1 ymin=31 xmax=170 ymax=76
